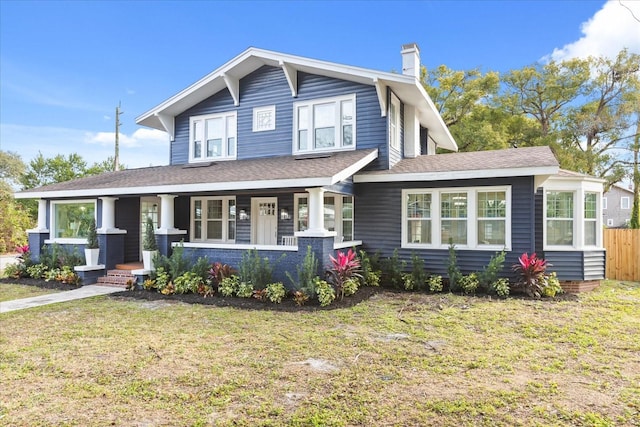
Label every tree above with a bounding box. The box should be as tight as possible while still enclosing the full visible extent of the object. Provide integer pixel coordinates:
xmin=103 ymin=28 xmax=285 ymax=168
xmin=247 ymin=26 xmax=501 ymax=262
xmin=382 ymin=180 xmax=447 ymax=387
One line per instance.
xmin=629 ymin=116 xmax=640 ymax=229
xmin=0 ymin=151 xmax=31 ymax=253
xmin=0 ymin=150 xmax=26 ymax=196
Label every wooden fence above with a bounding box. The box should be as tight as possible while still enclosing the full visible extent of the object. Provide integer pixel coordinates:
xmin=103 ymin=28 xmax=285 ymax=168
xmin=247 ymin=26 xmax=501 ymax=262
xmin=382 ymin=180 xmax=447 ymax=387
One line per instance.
xmin=603 ymin=229 xmax=640 ymax=281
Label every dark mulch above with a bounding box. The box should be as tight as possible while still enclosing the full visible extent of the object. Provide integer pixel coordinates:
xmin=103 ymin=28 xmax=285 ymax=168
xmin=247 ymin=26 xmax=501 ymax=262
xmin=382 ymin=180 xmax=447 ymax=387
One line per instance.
xmin=0 ymin=277 xmax=81 ymax=291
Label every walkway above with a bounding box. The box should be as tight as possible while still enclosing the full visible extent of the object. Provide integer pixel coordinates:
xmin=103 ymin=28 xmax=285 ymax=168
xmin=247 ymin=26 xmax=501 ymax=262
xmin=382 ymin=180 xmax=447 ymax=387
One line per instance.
xmin=0 ymin=285 xmax=123 ymax=313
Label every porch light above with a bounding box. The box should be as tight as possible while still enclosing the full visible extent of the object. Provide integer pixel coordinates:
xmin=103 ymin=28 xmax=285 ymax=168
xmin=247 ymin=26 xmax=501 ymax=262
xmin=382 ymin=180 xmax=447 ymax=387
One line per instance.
xmin=239 ymin=209 xmax=250 ymax=221
xmin=280 ymin=208 xmax=290 ymax=221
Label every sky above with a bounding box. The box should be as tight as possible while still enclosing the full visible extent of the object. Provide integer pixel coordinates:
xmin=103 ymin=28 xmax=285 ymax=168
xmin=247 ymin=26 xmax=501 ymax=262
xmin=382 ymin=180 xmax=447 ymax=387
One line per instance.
xmin=1 ymin=0 xmax=639 ymax=169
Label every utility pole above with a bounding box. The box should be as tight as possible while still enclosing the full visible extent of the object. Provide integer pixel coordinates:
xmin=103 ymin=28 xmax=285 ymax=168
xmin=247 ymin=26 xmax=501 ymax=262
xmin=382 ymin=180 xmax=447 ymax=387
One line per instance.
xmin=114 ymin=102 xmax=123 ymax=171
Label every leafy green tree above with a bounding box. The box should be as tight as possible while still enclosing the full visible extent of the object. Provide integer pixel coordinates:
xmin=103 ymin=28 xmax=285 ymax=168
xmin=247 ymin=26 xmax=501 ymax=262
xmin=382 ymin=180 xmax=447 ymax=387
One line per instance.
xmin=0 ymin=151 xmax=31 ymax=253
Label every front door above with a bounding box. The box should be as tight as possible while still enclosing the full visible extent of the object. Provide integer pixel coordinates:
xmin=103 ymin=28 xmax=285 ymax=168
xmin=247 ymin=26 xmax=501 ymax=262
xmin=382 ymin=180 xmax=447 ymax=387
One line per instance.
xmin=252 ymin=197 xmax=277 ymax=245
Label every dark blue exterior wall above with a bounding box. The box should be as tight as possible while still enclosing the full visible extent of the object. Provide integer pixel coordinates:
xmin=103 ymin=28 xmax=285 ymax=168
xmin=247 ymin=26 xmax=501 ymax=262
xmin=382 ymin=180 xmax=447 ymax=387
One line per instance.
xmin=171 ymin=66 xmax=389 ymax=169
xmin=355 ymin=176 xmax=536 ymax=278
xmin=115 ymin=197 xmax=140 ymax=262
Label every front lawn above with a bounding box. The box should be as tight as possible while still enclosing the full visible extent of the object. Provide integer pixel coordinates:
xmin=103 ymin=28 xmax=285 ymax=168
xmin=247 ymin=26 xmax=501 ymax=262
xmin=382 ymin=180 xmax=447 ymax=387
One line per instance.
xmin=0 ymin=283 xmax=58 ymax=302
xmin=0 ymin=280 xmax=638 ymax=426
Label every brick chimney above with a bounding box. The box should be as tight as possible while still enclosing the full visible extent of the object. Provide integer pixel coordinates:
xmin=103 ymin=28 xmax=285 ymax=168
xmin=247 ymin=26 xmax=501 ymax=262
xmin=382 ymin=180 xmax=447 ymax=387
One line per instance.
xmin=401 ymin=43 xmax=420 ymax=78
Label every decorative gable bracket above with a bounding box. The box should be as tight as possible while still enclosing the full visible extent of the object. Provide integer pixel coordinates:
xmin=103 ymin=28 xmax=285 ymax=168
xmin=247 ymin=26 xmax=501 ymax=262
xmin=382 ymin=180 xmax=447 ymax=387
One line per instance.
xmin=155 ymin=113 xmax=175 ymax=141
xmin=279 ymin=60 xmax=298 ymax=97
xmin=222 ymin=73 xmax=240 ymax=106
xmin=373 ymin=78 xmax=387 ymax=118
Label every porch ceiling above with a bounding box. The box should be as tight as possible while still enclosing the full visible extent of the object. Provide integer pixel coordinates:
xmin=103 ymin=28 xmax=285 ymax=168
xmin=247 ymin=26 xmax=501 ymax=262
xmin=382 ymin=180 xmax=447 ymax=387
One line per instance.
xmin=15 ymin=149 xmax=378 ymax=199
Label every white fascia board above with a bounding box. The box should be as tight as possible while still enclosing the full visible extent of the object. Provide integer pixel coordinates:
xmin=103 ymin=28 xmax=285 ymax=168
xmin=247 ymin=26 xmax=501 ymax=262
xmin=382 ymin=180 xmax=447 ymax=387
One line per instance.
xmin=354 ymin=165 xmax=560 ymax=183
xmin=331 ymin=149 xmax=379 ymax=184
xmin=279 ymin=61 xmax=298 ymax=97
xmin=14 ymin=177 xmax=337 ymax=199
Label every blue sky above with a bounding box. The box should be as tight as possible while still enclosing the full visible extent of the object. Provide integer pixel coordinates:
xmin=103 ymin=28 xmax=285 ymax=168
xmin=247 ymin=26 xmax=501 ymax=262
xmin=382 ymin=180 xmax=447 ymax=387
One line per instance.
xmin=1 ymin=0 xmax=639 ymax=169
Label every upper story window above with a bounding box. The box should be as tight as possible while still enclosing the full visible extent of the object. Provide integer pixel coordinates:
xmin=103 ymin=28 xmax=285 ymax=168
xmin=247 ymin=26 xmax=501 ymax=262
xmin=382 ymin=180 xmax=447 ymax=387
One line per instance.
xmin=402 ymin=186 xmax=511 ymax=250
xmin=389 ymin=93 xmax=400 ymax=150
xmin=602 ymin=197 xmax=607 ymax=210
xmin=51 ymin=200 xmax=96 ymax=242
xmin=190 ymin=112 xmax=237 ymax=162
xmin=621 ymin=197 xmax=630 ymax=209
xmin=294 ymin=94 xmax=355 ymax=154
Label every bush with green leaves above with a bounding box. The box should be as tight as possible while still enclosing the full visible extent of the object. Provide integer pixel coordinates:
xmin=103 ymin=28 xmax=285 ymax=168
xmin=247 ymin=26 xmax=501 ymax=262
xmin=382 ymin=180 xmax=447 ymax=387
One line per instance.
xmin=292 ymin=290 xmax=310 ymax=306
xmin=237 ymin=281 xmax=254 ymax=298
xmin=143 ymin=217 xmax=158 ymax=251
xmin=154 ymin=242 xmax=190 ymax=282
xmin=265 ymin=282 xmax=286 ymax=304
xmin=459 ymin=273 xmax=479 ymax=295
xmin=382 ymin=248 xmax=405 ymax=289
xmin=427 ymin=275 xmax=443 ymax=292
xmin=358 ymin=249 xmax=382 ymax=287
xmin=173 ymin=271 xmax=204 ymax=294
xmin=478 ymin=250 xmax=506 ymax=293
xmin=402 ymin=272 xmax=415 ymax=291
xmin=219 ymin=275 xmax=239 ymax=297
xmin=408 ymin=252 xmax=428 ymax=291
xmin=315 ymin=278 xmax=336 ymax=307
xmin=153 ymin=267 xmax=171 ymax=293
xmin=240 ymin=248 xmax=283 ymax=289
xmin=447 ymin=242 xmax=462 ymax=292
xmin=342 ymin=278 xmax=359 ymax=297
xmin=3 ymin=262 xmax=25 ymax=279
xmin=26 ymin=263 xmax=48 ymax=279
xmin=287 ymin=245 xmax=318 ymax=291
xmin=542 ymin=272 xmax=563 ymax=297
xmin=491 ymin=278 xmax=510 ymax=297
xmin=39 ymin=243 xmax=83 ymax=270
xmin=86 ymin=217 xmax=99 ymax=249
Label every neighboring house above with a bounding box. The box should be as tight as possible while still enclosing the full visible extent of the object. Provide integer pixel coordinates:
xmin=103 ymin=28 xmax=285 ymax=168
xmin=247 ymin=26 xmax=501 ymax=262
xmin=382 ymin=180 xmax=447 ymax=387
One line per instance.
xmin=603 ymin=184 xmax=635 ymax=228
xmin=15 ymin=45 xmax=605 ymax=289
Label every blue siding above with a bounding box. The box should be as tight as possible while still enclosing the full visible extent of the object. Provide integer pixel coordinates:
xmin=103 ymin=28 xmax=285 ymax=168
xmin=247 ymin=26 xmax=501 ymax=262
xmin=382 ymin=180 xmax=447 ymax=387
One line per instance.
xmin=544 ymin=251 xmax=584 ymax=281
xmin=355 ymin=176 xmax=537 ymax=277
xmin=171 ymin=66 xmax=389 ymax=168
xmin=534 ymin=188 xmax=544 ymax=253
xmin=115 ymin=197 xmax=140 ymax=262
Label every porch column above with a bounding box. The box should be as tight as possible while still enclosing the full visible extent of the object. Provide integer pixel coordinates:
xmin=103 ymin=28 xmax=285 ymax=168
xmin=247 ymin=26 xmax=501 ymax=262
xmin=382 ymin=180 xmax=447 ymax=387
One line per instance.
xmin=99 ymin=197 xmax=118 ymax=232
xmin=155 ymin=194 xmax=186 ymax=258
xmin=158 ymin=194 xmax=177 ymax=232
xmin=296 ymin=187 xmax=336 ymax=238
xmin=35 ymin=199 xmax=48 ymax=231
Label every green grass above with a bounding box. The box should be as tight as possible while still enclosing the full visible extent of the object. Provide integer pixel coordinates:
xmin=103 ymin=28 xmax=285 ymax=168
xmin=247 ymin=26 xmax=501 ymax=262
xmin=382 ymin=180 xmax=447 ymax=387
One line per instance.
xmin=0 ymin=283 xmax=58 ymax=302
xmin=0 ymin=280 xmax=639 ymax=426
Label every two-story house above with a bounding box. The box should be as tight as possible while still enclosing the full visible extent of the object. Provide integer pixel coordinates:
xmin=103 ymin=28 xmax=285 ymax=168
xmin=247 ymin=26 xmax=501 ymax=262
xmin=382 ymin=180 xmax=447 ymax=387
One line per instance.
xmin=603 ymin=184 xmax=635 ymax=228
xmin=16 ymin=45 xmax=605 ymax=290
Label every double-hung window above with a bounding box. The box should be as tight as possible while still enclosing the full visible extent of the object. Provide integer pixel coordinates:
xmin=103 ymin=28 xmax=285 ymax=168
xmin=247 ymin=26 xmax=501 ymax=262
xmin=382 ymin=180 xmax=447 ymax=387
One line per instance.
xmin=584 ymin=192 xmax=597 ymax=246
xmin=190 ymin=112 xmax=237 ymax=162
xmin=402 ymin=186 xmax=510 ymax=250
xmin=192 ymin=197 xmax=236 ymax=242
xmin=294 ymin=95 xmax=355 ymax=153
xmin=294 ymin=193 xmax=354 ymax=242
xmin=546 ymin=191 xmax=574 ymax=247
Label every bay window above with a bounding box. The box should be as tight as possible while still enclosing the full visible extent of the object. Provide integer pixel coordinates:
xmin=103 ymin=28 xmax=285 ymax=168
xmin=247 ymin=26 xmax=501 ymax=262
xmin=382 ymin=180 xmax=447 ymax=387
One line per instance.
xmin=191 ymin=197 xmax=235 ymax=242
xmin=294 ymin=95 xmax=355 ymax=153
xmin=584 ymin=192 xmax=597 ymax=246
xmin=402 ymin=186 xmax=511 ymax=250
xmin=190 ymin=112 xmax=237 ymax=162
xmin=546 ymin=191 xmax=574 ymax=246
xmin=51 ymin=200 xmax=96 ymax=240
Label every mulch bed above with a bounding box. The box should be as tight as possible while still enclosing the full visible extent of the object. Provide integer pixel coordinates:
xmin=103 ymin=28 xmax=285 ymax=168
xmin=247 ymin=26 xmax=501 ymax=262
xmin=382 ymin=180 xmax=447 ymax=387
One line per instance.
xmin=0 ymin=277 xmax=81 ymax=291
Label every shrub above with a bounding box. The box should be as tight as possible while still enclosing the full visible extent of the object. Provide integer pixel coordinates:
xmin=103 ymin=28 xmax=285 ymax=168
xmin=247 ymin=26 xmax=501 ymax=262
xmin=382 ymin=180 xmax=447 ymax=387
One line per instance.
xmin=292 ymin=290 xmax=310 ymax=306
xmin=478 ymin=250 xmax=506 ymax=292
xmin=237 ymin=281 xmax=254 ymax=298
xmin=86 ymin=217 xmax=99 ymax=249
xmin=459 ymin=273 xmax=479 ymax=295
xmin=491 ymin=278 xmax=510 ymax=298
xmin=542 ymin=272 xmax=563 ymax=297
xmin=190 ymin=257 xmax=211 ymax=282
xmin=196 ymin=282 xmax=214 ymax=297
xmin=208 ymin=262 xmax=236 ymax=288
xmin=409 ymin=252 xmax=428 ymax=291
xmin=382 ymin=249 xmax=405 ymax=289
xmin=427 ymin=275 xmax=443 ymax=292
xmin=447 ymin=241 xmax=462 ymax=292
xmin=265 ymin=282 xmax=286 ymax=304
xmin=252 ymin=288 xmax=267 ymax=301
xmin=56 ymin=266 xmax=80 ymax=286
xmin=512 ymin=252 xmax=549 ymax=298
xmin=153 ymin=267 xmax=171 ymax=293
xmin=342 ymin=278 xmax=359 ymax=297
xmin=219 ymin=275 xmax=239 ymax=297
xmin=364 ymin=270 xmax=381 ymax=287
xmin=39 ymin=244 xmax=83 ymax=270
xmin=315 ymin=279 xmax=336 ymax=307
xmin=143 ymin=217 xmax=158 ymax=251
xmin=240 ymin=249 xmax=283 ymax=289
xmin=287 ymin=246 xmax=318 ymax=291
xmin=173 ymin=272 xmax=203 ymax=294
xmin=327 ymin=248 xmax=362 ymax=299
xmin=44 ymin=269 xmax=59 ymax=282
xmin=3 ymin=262 xmax=25 ymax=279
xmin=26 ymin=263 xmax=48 ymax=279
xmin=143 ymin=278 xmax=157 ymax=290
xmin=402 ymin=272 xmax=415 ymax=291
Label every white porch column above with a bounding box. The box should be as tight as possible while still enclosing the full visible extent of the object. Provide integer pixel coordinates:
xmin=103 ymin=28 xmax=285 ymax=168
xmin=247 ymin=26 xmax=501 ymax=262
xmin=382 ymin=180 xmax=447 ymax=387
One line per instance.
xmin=295 ymin=188 xmax=337 ymax=238
xmin=99 ymin=197 xmax=119 ymax=232
xmin=158 ymin=194 xmax=177 ymax=232
xmin=36 ymin=199 xmax=48 ymax=231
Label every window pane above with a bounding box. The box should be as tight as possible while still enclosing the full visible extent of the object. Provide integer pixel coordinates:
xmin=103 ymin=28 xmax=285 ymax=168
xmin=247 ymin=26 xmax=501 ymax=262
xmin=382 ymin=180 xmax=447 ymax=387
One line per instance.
xmin=54 ymin=203 xmax=95 ymax=238
xmin=584 ymin=193 xmax=597 ymax=219
xmin=324 ymin=196 xmax=335 ymax=232
xmin=194 ymin=200 xmax=202 ymax=220
xmin=207 ymin=221 xmax=222 ymax=239
xmin=408 ymin=219 xmax=431 ymax=244
xmin=228 ymin=199 xmax=236 ymax=220
xmin=478 ymin=191 xmax=506 ymax=218
xmin=342 ymin=196 xmax=353 ymax=220
xmin=478 ymin=220 xmax=505 ymax=245
xmin=315 ymin=127 xmax=335 ymax=148
xmin=547 ymin=219 xmax=573 ymax=246
xmin=342 ymin=124 xmax=353 ymax=146
xmin=547 ymin=191 xmax=573 ymax=218
xmin=193 ymin=140 xmax=201 ymax=158
xmin=408 ymin=193 xmax=431 ymax=218
xmin=441 ymin=193 xmax=467 ymax=219
xmin=585 ymin=221 xmax=596 ymax=246
xmin=193 ymin=121 xmax=203 ymax=158
xmin=194 ymin=221 xmax=202 ymax=240
xmin=442 ymin=220 xmax=467 ymax=245
xmin=227 ymin=116 xmax=236 ymax=156
xmin=228 ymin=220 xmax=236 ymax=241
xmin=298 ymin=106 xmax=308 ymax=129
xmin=227 ymin=137 xmax=236 ymax=157
xmin=207 ymin=139 xmax=222 ymax=157
xmin=207 ymin=200 xmax=222 ymax=219
xmin=298 ymin=130 xmax=308 ymax=151
xmin=314 ymin=103 xmax=335 ymax=148
xmin=297 ymin=197 xmax=308 ymax=231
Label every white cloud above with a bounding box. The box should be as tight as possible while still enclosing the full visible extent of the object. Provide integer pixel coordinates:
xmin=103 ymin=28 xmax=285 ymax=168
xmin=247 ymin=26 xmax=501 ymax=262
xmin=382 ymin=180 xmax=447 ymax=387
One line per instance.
xmin=548 ymin=0 xmax=640 ymax=62
xmin=0 ymin=123 xmax=170 ymax=169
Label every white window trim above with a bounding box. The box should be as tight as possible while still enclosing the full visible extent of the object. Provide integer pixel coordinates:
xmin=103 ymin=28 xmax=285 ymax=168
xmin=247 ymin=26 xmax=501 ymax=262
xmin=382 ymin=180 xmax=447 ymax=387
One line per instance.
xmin=389 ymin=93 xmax=400 ymax=151
xmin=189 ymin=111 xmax=237 ymax=163
xmin=543 ymin=180 xmax=603 ymax=250
xmin=50 ymin=199 xmax=97 ymax=244
xmin=190 ymin=196 xmax=236 ymax=243
xmin=602 ymin=197 xmax=607 ymax=210
xmin=294 ymin=192 xmax=354 ymax=242
xmin=401 ymin=186 xmax=512 ymax=251
xmin=292 ymin=94 xmax=356 ymax=154
xmin=252 ymin=105 xmax=276 ymax=132
xmin=621 ymin=197 xmax=630 ymax=209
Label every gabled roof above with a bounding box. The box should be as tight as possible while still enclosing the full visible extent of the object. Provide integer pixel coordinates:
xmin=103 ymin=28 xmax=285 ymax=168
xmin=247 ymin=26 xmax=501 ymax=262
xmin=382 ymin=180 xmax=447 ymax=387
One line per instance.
xmin=15 ymin=149 xmax=378 ymax=199
xmin=135 ymin=47 xmax=457 ymax=151
xmin=354 ymin=146 xmax=559 ymax=183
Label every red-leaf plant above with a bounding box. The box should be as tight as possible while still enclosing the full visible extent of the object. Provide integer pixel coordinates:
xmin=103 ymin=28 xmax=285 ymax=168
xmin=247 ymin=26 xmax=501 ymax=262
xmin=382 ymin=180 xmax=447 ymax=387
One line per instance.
xmin=208 ymin=262 xmax=236 ymax=289
xmin=326 ymin=249 xmax=362 ymax=298
xmin=512 ymin=252 xmax=549 ymax=298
